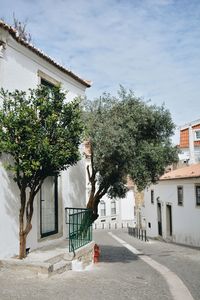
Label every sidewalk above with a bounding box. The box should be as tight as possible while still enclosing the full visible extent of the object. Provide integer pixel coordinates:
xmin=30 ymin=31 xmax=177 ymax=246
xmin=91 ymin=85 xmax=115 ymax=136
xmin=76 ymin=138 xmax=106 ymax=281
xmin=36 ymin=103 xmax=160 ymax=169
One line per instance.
xmin=0 ymin=239 xmax=94 ymax=277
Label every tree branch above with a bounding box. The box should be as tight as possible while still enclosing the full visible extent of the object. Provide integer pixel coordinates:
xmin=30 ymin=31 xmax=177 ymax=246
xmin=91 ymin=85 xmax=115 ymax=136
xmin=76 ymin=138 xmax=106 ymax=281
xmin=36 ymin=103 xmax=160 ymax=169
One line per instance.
xmin=87 ymin=165 xmax=91 ymax=182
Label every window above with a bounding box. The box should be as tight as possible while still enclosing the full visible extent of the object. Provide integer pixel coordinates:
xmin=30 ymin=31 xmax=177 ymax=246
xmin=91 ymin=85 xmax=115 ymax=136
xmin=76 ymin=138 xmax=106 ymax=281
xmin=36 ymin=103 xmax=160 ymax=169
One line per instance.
xmin=194 ymin=130 xmax=200 ymax=141
xmin=41 ymin=78 xmax=55 ymax=89
xmin=148 ymin=222 xmax=151 ymax=228
xmin=111 ymin=200 xmax=116 ymax=215
xmin=151 ymin=190 xmax=154 ymax=204
xmin=100 ymin=201 xmax=106 ymax=216
xmin=195 ymin=185 xmax=200 ymax=206
xmin=38 ymin=70 xmax=60 ymax=87
xmin=177 ymin=186 xmax=183 ymax=206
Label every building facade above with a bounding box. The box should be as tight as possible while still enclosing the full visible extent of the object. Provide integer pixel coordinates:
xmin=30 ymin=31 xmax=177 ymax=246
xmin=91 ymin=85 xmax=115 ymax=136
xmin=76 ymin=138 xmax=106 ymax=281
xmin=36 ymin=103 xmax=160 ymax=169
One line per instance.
xmin=142 ymin=164 xmax=200 ymax=247
xmin=93 ymin=187 xmax=136 ymax=230
xmin=0 ymin=21 xmax=90 ymax=258
xmin=179 ymin=119 xmax=200 ymax=164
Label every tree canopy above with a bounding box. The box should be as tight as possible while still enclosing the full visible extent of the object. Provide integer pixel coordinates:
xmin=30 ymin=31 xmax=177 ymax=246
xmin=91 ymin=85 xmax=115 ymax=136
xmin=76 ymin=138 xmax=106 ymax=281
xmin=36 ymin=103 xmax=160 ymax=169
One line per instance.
xmin=83 ymin=86 xmax=178 ymax=220
xmin=0 ymin=86 xmax=83 ymax=187
xmin=0 ymin=85 xmax=83 ymax=258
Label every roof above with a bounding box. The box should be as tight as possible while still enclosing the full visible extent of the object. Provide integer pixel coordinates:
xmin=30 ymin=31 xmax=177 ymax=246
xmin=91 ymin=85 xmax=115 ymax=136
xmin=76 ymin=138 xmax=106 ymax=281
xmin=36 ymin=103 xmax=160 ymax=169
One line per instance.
xmin=180 ymin=118 xmax=200 ymax=131
xmin=0 ymin=21 xmax=91 ymax=88
xmin=160 ymin=163 xmax=200 ymax=180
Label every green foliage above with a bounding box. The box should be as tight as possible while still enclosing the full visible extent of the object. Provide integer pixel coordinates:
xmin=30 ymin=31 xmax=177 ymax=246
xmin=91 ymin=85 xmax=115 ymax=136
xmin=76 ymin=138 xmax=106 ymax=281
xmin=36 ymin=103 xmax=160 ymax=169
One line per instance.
xmin=0 ymin=85 xmax=83 ymax=189
xmin=84 ymin=86 xmax=178 ymax=198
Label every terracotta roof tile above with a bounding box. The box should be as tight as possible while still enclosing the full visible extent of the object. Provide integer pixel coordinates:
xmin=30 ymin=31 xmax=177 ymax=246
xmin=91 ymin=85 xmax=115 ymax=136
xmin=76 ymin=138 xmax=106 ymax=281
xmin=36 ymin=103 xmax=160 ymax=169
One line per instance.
xmin=0 ymin=21 xmax=91 ymax=88
xmin=160 ymin=163 xmax=200 ymax=180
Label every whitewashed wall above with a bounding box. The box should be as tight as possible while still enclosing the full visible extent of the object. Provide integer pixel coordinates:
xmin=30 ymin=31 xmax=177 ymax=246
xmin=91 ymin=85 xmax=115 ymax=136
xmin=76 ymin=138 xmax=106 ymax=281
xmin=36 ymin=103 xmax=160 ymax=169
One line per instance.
xmin=179 ymin=148 xmax=200 ymax=164
xmin=94 ymin=190 xmax=136 ymax=229
xmin=0 ymin=28 xmax=87 ymax=258
xmin=142 ymin=179 xmax=200 ymax=247
xmin=120 ymin=189 xmax=135 ymax=222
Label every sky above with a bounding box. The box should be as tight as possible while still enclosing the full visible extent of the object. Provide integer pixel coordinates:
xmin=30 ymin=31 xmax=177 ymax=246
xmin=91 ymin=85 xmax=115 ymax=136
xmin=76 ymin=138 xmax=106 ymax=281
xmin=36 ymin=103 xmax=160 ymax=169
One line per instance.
xmin=1 ymin=0 xmax=200 ymax=142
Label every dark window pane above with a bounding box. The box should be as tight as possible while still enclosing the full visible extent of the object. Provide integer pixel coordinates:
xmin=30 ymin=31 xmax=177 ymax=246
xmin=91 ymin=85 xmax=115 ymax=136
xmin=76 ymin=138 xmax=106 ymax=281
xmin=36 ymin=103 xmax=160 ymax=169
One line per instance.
xmin=196 ymin=186 xmax=200 ymax=205
xmin=41 ymin=78 xmax=54 ymax=88
xmin=177 ymin=186 xmax=183 ymax=206
xmin=151 ymin=190 xmax=154 ymax=204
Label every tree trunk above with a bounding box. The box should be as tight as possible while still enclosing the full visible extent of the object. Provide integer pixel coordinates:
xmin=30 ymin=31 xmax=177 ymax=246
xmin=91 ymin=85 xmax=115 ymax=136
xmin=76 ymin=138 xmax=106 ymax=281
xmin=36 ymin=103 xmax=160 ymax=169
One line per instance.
xmin=18 ymin=186 xmax=35 ymax=259
xmin=19 ymin=186 xmax=26 ymax=259
xmin=19 ymin=231 xmax=27 ymax=259
xmin=87 ymin=194 xmax=100 ymax=223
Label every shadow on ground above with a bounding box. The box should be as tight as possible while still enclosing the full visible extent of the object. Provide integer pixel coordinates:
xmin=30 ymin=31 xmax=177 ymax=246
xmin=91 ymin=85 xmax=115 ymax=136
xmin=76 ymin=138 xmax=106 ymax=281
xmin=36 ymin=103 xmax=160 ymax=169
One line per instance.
xmin=99 ymin=245 xmax=138 ymax=263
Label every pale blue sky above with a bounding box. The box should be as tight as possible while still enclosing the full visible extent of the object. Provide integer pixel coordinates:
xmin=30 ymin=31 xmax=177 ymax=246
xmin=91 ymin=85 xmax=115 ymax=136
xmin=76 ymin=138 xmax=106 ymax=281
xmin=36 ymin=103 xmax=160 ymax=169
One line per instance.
xmin=1 ymin=0 xmax=200 ymax=142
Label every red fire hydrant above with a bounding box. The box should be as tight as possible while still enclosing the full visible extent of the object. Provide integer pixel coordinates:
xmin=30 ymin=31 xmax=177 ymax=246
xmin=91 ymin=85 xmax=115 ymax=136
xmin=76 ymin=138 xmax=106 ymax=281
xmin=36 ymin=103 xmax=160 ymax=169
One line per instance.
xmin=93 ymin=244 xmax=100 ymax=263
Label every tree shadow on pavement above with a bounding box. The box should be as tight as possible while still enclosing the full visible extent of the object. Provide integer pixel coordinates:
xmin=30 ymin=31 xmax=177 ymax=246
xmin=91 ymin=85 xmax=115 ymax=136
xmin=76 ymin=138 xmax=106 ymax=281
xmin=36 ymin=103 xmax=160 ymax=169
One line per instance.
xmin=99 ymin=245 xmax=138 ymax=263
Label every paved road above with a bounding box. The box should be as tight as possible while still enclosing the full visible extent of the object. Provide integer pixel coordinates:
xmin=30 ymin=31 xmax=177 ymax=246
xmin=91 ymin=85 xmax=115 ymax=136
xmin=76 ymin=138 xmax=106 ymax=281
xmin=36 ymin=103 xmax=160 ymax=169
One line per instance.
xmin=112 ymin=229 xmax=200 ymax=300
xmin=0 ymin=229 xmax=199 ymax=300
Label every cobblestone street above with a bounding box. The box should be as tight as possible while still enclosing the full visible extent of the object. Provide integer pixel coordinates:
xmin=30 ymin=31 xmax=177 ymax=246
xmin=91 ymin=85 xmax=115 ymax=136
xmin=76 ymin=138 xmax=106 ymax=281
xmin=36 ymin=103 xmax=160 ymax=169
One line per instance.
xmin=0 ymin=229 xmax=199 ymax=300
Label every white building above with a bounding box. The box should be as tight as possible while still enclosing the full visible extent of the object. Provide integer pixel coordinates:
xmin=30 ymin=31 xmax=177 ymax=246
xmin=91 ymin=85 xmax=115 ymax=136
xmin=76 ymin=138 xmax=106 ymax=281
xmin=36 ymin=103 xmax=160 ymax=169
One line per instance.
xmin=142 ymin=164 xmax=200 ymax=247
xmin=94 ymin=187 xmax=136 ymax=229
xmin=179 ymin=119 xmax=200 ymax=164
xmin=0 ymin=21 xmax=91 ymax=258
xmin=84 ymin=148 xmax=136 ymax=229
xmin=83 ymin=142 xmax=136 ymax=229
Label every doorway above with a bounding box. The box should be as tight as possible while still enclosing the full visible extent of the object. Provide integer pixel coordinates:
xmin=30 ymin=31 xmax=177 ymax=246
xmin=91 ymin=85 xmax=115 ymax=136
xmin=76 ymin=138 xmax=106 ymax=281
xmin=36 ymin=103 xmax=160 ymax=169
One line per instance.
xmin=157 ymin=202 xmax=162 ymax=236
xmin=166 ymin=204 xmax=172 ymax=237
xmin=40 ymin=176 xmax=58 ymax=238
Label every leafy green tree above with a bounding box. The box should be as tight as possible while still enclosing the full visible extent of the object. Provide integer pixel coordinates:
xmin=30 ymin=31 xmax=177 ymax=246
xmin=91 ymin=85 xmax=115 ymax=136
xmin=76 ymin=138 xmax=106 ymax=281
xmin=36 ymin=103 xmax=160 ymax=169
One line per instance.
xmin=84 ymin=87 xmax=178 ymax=222
xmin=0 ymin=86 xmax=83 ymax=258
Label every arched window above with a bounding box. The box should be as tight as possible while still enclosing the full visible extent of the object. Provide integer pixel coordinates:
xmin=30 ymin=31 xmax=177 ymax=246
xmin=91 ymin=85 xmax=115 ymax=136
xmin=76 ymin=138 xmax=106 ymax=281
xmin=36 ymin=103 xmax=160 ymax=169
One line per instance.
xmin=111 ymin=200 xmax=116 ymax=215
xmin=100 ymin=200 xmax=106 ymax=216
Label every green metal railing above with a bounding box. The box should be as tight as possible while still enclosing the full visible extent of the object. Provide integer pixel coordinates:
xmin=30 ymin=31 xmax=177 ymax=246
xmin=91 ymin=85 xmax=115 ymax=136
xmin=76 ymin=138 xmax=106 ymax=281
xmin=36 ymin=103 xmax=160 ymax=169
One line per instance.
xmin=65 ymin=207 xmax=93 ymax=252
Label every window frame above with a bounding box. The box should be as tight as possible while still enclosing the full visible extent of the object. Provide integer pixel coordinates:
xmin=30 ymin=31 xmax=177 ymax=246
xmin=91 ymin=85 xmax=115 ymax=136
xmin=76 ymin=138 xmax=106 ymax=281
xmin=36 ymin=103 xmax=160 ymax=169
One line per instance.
xmin=177 ymin=186 xmax=184 ymax=206
xmin=40 ymin=175 xmax=58 ymax=238
xmin=195 ymin=185 xmax=200 ymax=206
xmin=194 ymin=129 xmax=200 ymax=141
xmin=151 ymin=190 xmax=154 ymax=204
xmin=100 ymin=201 xmax=106 ymax=217
xmin=111 ymin=200 xmax=116 ymax=215
xmin=38 ymin=70 xmax=60 ymax=87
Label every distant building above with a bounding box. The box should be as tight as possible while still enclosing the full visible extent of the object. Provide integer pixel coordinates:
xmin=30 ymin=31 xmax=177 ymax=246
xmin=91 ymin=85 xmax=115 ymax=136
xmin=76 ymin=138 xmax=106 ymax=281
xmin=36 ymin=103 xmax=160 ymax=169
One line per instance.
xmin=179 ymin=119 xmax=200 ymax=164
xmin=93 ymin=179 xmax=136 ymax=230
xmin=84 ymin=142 xmax=136 ymax=229
xmin=141 ymin=164 xmax=200 ymax=247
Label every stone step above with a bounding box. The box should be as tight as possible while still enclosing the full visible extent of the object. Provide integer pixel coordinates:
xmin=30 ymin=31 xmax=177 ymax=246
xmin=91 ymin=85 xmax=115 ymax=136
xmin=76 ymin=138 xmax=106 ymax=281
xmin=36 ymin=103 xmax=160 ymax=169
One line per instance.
xmin=0 ymin=241 xmax=94 ymax=277
xmin=52 ymin=260 xmax=71 ymax=274
xmin=45 ymin=253 xmax=65 ymax=264
xmin=0 ymin=259 xmax=53 ymax=278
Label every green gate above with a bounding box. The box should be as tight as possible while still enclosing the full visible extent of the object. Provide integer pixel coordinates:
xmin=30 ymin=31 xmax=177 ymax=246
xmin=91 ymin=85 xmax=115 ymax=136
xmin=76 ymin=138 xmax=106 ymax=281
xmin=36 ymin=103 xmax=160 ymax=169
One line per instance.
xmin=65 ymin=207 xmax=93 ymax=252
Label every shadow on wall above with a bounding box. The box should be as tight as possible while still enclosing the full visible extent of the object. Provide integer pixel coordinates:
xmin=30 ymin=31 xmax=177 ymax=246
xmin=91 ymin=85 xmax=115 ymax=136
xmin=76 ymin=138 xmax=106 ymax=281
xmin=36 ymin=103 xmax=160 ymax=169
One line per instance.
xmin=0 ymin=155 xmax=20 ymax=238
xmin=67 ymin=160 xmax=86 ymax=208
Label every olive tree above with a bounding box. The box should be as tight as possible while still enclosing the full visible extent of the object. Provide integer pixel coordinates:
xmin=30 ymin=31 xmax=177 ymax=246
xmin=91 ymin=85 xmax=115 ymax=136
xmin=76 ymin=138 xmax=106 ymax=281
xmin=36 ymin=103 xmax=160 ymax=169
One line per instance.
xmin=83 ymin=87 xmax=178 ymax=222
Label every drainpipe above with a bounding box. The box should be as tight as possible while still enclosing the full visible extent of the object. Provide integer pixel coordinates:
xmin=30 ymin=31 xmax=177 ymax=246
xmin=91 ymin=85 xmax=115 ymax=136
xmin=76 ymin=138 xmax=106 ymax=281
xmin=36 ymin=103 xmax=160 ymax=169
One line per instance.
xmin=189 ymin=125 xmax=195 ymax=164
